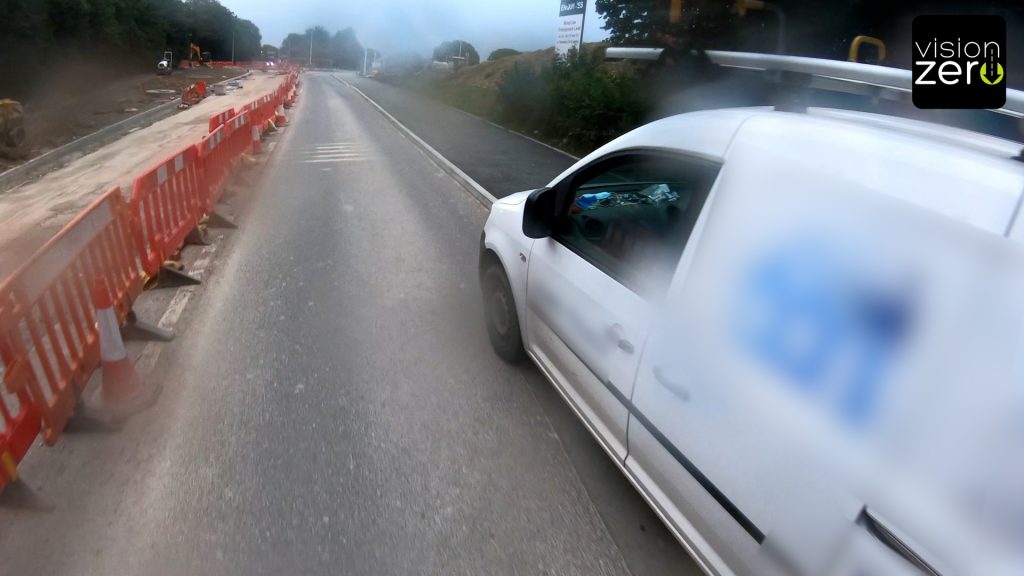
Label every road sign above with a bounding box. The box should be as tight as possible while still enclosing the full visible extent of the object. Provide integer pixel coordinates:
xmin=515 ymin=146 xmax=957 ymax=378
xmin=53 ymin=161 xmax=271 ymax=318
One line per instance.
xmin=556 ymin=0 xmax=587 ymax=58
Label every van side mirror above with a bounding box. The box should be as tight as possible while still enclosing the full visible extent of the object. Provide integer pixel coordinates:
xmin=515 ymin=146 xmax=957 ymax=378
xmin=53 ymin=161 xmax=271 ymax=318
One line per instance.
xmin=523 ymin=187 xmax=559 ymax=239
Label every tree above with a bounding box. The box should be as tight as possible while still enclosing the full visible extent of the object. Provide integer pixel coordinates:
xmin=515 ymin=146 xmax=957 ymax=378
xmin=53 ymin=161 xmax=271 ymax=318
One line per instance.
xmin=593 ymin=0 xmax=736 ymax=49
xmin=232 ymin=18 xmax=262 ymax=61
xmin=280 ymin=26 xmax=363 ymax=69
xmin=329 ymin=27 xmax=363 ymax=69
xmin=487 ymin=48 xmax=521 ymax=61
xmin=432 ymin=40 xmax=479 ymax=65
xmin=0 ymin=0 xmax=265 ymax=98
xmin=594 ymin=0 xmax=660 ymax=44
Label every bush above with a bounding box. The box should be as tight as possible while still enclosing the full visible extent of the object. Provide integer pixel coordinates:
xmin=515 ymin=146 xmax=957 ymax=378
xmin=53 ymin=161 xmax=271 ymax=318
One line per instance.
xmin=487 ymin=48 xmax=521 ymax=61
xmin=497 ymin=63 xmax=550 ymax=131
xmin=497 ymin=49 xmax=646 ymax=153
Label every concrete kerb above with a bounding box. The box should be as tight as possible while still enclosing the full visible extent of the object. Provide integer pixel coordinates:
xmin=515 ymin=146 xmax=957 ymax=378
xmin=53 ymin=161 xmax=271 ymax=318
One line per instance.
xmin=333 ymin=74 xmax=498 ymax=208
xmin=0 ymin=70 xmax=254 ymax=196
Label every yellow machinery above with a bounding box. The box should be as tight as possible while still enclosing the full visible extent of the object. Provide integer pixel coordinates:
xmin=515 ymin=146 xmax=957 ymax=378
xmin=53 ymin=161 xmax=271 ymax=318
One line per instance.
xmin=0 ymin=99 xmax=26 ymax=160
xmin=189 ymin=43 xmax=212 ymax=68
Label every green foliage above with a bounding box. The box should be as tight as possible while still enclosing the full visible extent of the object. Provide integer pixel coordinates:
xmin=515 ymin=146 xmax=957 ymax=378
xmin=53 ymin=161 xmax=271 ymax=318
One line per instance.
xmin=497 ymin=49 xmax=645 ymax=153
xmin=594 ymin=0 xmax=659 ymax=44
xmin=487 ymin=48 xmax=521 ymax=62
xmin=0 ymin=0 xmax=262 ymax=97
xmin=280 ymin=26 xmax=363 ymax=69
xmin=497 ymin=63 xmax=549 ymax=131
xmin=432 ymin=40 xmax=480 ymax=66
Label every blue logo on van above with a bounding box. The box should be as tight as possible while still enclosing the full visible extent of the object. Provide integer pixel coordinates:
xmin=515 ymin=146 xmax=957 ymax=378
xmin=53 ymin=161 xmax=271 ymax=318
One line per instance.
xmin=736 ymin=240 xmax=914 ymax=427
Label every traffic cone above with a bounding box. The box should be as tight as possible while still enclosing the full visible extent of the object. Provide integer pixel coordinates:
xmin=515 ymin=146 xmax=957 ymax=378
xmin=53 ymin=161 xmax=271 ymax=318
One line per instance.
xmin=275 ymin=104 xmax=288 ymax=126
xmin=85 ymin=277 xmax=160 ymax=420
xmin=251 ymin=125 xmax=263 ymax=154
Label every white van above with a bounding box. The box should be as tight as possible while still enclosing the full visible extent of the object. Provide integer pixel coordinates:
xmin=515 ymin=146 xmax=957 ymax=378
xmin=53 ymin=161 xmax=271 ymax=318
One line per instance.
xmin=478 ymin=87 xmax=1024 ymax=574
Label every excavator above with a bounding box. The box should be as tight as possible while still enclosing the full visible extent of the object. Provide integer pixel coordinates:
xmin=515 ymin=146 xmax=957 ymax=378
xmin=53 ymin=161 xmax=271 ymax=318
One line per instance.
xmin=188 ymin=43 xmax=212 ymax=68
xmin=0 ymin=99 xmax=26 ymax=160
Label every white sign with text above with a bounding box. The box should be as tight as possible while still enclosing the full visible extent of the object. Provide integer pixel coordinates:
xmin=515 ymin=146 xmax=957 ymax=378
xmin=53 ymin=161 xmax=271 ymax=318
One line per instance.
xmin=556 ymin=0 xmax=586 ymax=58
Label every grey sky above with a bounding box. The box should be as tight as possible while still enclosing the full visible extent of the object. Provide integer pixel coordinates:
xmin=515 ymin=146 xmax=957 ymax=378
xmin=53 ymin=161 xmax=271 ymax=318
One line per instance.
xmin=218 ymin=0 xmax=608 ymax=59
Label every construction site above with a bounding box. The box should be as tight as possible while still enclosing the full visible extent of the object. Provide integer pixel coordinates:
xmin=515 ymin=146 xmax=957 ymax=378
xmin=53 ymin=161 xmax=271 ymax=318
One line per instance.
xmin=0 ymin=64 xmax=287 ymax=279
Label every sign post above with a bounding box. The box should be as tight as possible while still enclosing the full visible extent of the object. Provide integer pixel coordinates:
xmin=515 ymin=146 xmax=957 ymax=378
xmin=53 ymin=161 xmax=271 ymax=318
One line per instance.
xmin=556 ymin=0 xmax=587 ymax=58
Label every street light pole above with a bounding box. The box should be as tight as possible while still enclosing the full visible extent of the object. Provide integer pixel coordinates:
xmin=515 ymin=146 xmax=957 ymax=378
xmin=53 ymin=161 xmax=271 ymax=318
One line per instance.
xmin=309 ymin=32 xmax=313 ymax=67
xmin=231 ymin=30 xmax=235 ymax=64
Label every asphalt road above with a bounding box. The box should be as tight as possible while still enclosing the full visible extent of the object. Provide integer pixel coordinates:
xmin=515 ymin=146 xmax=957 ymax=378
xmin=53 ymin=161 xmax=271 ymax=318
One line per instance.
xmin=342 ymin=72 xmax=577 ymax=198
xmin=0 ymin=71 xmax=698 ymax=575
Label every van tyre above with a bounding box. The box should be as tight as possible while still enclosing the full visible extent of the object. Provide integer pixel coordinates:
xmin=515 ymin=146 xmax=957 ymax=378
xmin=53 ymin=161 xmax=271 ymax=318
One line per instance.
xmin=482 ymin=263 xmax=525 ymax=363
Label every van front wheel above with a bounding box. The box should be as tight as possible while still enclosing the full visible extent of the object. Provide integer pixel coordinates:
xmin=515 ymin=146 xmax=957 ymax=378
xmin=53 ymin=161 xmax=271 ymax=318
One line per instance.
xmin=481 ymin=263 xmax=525 ymax=363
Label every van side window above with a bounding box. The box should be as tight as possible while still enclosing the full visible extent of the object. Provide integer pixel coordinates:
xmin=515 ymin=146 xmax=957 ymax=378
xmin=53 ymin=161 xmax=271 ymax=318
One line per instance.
xmin=554 ymin=153 xmax=720 ymax=296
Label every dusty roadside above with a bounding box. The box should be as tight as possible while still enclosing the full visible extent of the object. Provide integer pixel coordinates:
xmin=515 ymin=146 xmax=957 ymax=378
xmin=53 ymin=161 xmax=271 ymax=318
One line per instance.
xmin=0 ymin=71 xmax=286 ymax=279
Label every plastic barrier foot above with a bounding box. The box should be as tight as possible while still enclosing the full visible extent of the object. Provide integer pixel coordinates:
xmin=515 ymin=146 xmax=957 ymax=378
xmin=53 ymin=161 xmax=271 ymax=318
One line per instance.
xmin=156 ymin=264 xmax=201 ymax=289
xmin=122 ymin=310 xmax=174 ymax=342
xmin=207 ymin=209 xmax=238 ymax=229
xmin=186 ymin=225 xmax=210 ymax=246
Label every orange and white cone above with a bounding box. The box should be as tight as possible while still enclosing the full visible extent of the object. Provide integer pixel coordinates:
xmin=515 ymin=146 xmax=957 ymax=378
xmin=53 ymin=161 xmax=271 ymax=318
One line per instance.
xmin=275 ymin=104 xmax=287 ymax=126
xmin=86 ymin=277 xmax=160 ymax=419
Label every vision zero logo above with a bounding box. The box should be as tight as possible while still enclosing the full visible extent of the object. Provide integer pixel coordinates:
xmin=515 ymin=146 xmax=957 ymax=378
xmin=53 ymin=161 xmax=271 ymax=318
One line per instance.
xmin=913 ymin=15 xmax=1006 ymax=109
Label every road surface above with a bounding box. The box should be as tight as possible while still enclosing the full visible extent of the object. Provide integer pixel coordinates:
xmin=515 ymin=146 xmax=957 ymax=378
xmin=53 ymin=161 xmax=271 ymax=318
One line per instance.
xmin=0 ymin=71 xmax=699 ymax=576
xmin=343 ymin=72 xmax=577 ymax=198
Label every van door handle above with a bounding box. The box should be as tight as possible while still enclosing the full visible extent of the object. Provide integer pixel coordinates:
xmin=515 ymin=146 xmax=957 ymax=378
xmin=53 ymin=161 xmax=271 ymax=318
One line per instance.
xmin=608 ymin=323 xmax=634 ymax=354
xmin=860 ymin=508 xmax=943 ymax=576
xmin=653 ymin=365 xmax=690 ymax=401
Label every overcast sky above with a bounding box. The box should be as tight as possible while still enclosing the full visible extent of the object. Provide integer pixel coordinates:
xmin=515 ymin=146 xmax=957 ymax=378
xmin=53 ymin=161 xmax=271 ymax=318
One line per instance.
xmin=218 ymin=0 xmax=607 ymax=59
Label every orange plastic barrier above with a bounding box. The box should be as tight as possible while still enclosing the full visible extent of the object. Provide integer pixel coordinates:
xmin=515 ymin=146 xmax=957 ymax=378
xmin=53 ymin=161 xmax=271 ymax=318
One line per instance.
xmin=0 ymin=188 xmax=143 ymax=455
xmin=244 ymin=94 xmax=275 ymax=132
xmin=197 ymin=124 xmax=232 ymax=211
xmin=0 ymin=72 xmax=298 ymax=489
xmin=0 ymin=380 xmax=39 ymax=491
xmin=209 ymin=107 xmax=236 ymax=133
xmin=222 ymin=110 xmax=252 ymax=160
xmin=130 ymin=146 xmax=203 ymax=277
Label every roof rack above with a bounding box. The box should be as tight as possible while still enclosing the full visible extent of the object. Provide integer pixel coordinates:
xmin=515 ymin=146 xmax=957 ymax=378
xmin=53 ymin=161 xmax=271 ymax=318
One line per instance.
xmin=604 ymin=47 xmax=1024 ymax=119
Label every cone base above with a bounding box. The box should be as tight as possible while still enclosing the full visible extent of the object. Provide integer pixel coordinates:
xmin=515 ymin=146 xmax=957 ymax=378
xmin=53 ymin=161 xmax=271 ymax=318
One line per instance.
xmin=82 ymin=378 xmax=162 ymax=424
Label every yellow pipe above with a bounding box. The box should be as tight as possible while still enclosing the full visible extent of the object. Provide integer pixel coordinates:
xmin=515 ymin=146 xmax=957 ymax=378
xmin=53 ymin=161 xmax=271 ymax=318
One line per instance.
xmin=849 ymin=35 xmax=886 ymax=63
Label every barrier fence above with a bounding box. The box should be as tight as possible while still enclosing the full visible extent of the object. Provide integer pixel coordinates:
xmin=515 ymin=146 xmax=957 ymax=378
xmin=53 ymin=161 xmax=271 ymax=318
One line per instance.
xmin=130 ymin=145 xmax=204 ymax=278
xmin=0 ymin=189 xmax=142 ymax=453
xmin=0 ymin=69 xmax=301 ymax=490
xmin=209 ymin=107 xmax=235 ymax=133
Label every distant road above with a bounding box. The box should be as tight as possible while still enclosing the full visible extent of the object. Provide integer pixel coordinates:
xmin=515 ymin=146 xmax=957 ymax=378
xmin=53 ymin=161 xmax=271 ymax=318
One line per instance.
xmin=340 ymin=71 xmax=577 ymax=198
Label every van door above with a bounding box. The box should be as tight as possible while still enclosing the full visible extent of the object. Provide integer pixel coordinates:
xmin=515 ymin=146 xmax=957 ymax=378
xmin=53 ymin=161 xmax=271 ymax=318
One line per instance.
xmin=525 ymin=151 xmax=719 ymax=459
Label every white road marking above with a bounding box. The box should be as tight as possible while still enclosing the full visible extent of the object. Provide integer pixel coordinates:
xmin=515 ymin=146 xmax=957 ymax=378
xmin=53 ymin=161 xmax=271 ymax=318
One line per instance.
xmin=135 ymin=241 xmax=218 ymax=374
xmin=135 ymin=287 xmax=195 ymax=374
xmin=299 ymin=157 xmax=369 ymax=164
xmin=304 ymin=153 xmax=364 ymax=159
xmin=334 ymin=75 xmax=497 ymax=207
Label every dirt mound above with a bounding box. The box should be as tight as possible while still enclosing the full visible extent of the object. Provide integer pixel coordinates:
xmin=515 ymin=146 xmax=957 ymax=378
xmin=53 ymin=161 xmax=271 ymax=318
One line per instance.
xmin=1 ymin=63 xmax=247 ymax=172
xmin=448 ymin=47 xmax=558 ymax=90
xmin=439 ymin=43 xmax=613 ymax=91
